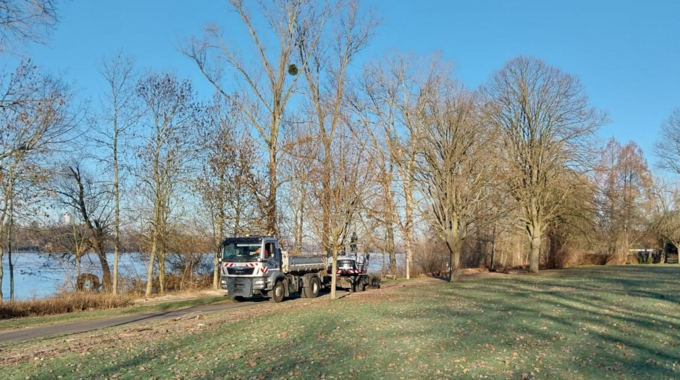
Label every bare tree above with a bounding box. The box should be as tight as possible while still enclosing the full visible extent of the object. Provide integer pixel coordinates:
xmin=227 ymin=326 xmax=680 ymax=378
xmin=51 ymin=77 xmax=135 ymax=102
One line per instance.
xmin=656 ymin=107 xmax=680 ymax=176
xmin=0 ymin=0 xmax=59 ymax=54
xmin=185 ymin=0 xmax=339 ymax=236
xmin=54 ymin=163 xmax=113 ymax=291
xmin=92 ymin=52 xmax=141 ymax=295
xmin=135 ymin=72 xmax=197 ymax=296
xmin=296 ymin=0 xmax=377 ymax=298
xmin=308 ymin=125 xmax=371 ymax=299
xmin=651 ymin=177 xmax=680 ymax=261
xmin=279 ymin=123 xmax=316 ymax=254
xmin=481 ymin=56 xmax=606 ymax=273
xmin=354 ymin=53 xmax=448 ymax=279
xmin=594 ymin=138 xmax=652 ymax=262
xmin=195 ymin=94 xmax=261 ymax=289
xmin=0 ymin=61 xmax=78 ymax=301
xmin=414 ymin=82 xmax=494 ymax=282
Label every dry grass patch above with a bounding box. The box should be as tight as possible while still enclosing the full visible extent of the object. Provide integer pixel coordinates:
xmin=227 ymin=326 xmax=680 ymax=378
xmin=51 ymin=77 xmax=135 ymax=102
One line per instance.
xmin=0 ymin=293 xmax=133 ymax=319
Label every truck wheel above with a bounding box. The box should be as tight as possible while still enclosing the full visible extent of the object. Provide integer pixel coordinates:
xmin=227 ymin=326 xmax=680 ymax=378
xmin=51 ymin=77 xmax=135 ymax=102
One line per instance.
xmin=357 ymin=282 xmax=365 ymax=292
xmin=270 ymin=281 xmax=285 ymax=303
xmin=308 ymin=276 xmax=320 ymax=298
xmin=232 ymin=296 xmax=245 ymax=303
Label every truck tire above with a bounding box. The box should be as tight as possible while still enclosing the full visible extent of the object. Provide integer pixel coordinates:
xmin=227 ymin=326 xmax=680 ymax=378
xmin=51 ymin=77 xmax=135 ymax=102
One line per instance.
xmin=270 ymin=280 xmax=285 ymax=303
xmin=308 ymin=276 xmax=320 ymax=298
xmin=232 ymin=296 xmax=245 ymax=303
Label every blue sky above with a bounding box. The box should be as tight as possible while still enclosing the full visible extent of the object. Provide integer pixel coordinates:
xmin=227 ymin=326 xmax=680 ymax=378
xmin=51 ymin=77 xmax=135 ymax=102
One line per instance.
xmin=6 ymin=0 xmax=680 ymax=165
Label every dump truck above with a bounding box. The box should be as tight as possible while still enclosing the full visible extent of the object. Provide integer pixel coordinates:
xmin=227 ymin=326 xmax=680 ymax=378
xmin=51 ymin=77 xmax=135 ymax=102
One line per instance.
xmin=220 ymin=236 xmax=328 ymax=302
xmin=220 ymin=236 xmax=380 ymax=302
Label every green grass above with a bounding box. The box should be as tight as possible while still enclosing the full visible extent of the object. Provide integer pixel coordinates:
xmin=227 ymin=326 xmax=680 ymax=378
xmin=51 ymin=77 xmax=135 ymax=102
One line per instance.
xmin=3 ymin=266 xmax=680 ymax=379
xmin=0 ymin=296 xmax=230 ymax=330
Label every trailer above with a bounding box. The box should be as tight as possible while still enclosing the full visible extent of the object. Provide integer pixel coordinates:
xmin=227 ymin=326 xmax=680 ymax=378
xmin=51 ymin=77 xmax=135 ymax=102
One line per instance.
xmin=333 ymin=253 xmax=381 ymax=292
xmin=220 ymin=236 xmax=329 ymax=302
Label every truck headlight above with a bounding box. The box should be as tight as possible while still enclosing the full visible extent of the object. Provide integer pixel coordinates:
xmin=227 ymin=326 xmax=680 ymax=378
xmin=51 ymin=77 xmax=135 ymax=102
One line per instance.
xmin=254 ymin=279 xmax=265 ymax=285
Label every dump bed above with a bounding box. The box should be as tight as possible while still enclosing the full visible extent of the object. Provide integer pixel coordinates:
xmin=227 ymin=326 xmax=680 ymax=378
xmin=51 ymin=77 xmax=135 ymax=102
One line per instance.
xmin=282 ymin=252 xmax=327 ymax=273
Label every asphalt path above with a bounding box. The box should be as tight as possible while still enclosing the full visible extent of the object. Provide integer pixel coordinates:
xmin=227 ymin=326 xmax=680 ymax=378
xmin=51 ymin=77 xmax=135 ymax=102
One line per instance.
xmin=0 ymin=291 xmax=350 ymax=345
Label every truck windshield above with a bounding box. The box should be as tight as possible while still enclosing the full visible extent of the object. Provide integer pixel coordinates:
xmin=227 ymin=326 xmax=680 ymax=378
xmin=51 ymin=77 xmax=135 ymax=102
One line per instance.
xmin=222 ymin=238 xmax=262 ymax=263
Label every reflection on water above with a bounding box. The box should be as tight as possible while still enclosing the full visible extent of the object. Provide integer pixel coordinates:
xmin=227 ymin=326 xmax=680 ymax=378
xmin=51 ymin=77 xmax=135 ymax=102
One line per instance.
xmin=1 ymin=251 xmax=404 ymax=301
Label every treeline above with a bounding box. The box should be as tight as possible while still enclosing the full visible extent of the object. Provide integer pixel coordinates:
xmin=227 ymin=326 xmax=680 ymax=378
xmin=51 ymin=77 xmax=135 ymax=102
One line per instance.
xmin=1 ymin=0 xmax=679 ymax=301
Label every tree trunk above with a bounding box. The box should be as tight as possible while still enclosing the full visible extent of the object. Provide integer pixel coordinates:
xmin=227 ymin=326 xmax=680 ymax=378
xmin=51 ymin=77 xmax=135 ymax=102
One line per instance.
xmin=159 ymin=242 xmax=166 ymax=295
xmin=113 ymin=132 xmax=120 ymax=295
xmin=8 ymin=216 xmax=14 ymax=302
xmin=322 ymin=141 xmax=332 ymax=257
xmin=529 ymin=228 xmax=541 ymax=273
xmin=490 ymin=223 xmax=497 ymax=270
xmin=267 ymin=145 xmax=278 ymax=236
xmin=330 ymin=247 xmax=337 ymax=300
xmin=145 ymin=246 xmax=156 ymax=297
xmin=0 ymin=247 xmax=3 ymax=302
xmin=446 ymin=235 xmax=461 ymax=282
xmin=404 ymin=237 xmax=413 ymax=280
xmin=387 ymin=220 xmax=396 ymax=277
xmin=96 ymin=248 xmax=112 ymax=292
xmin=404 ymin=184 xmax=414 ymax=279
xmin=213 ymin=212 xmax=224 ymax=290
xmin=8 ymin=182 xmax=15 ymax=301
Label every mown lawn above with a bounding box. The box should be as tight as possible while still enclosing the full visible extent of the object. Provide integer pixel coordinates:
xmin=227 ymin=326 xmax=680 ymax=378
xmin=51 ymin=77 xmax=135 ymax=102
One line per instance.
xmin=2 ymin=266 xmax=679 ymax=379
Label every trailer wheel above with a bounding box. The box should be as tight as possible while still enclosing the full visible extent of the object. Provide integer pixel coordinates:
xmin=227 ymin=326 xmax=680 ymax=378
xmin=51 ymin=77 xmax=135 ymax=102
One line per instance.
xmin=270 ymin=280 xmax=285 ymax=303
xmin=308 ymin=276 xmax=320 ymax=298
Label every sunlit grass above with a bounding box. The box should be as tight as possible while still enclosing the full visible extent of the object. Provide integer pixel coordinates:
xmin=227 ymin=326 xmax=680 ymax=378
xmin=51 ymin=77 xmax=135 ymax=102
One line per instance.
xmin=3 ymin=266 xmax=679 ymax=379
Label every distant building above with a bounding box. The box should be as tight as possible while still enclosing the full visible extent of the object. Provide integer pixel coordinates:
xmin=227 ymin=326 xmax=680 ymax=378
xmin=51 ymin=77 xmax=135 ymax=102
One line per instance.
xmin=60 ymin=213 xmax=72 ymax=225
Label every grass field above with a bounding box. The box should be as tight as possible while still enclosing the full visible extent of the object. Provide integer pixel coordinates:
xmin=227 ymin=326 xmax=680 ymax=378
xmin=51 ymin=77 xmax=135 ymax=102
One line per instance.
xmin=1 ymin=266 xmax=679 ymax=379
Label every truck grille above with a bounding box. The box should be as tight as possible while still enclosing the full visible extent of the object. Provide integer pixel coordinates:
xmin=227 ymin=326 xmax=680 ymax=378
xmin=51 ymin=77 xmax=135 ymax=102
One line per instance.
xmin=227 ymin=267 xmax=255 ymax=275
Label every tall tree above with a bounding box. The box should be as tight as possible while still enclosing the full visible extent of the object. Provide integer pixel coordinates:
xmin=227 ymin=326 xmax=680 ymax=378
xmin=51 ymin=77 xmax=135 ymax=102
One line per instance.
xmin=92 ymin=52 xmax=141 ymax=295
xmin=297 ymin=0 xmax=377 ymax=298
xmin=135 ymin=72 xmax=196 ymax=296
xmin=185 ymin=0 xmax=338 ymax=236
xmin=656 ymin=107 xmax=680 ymax=176
xmin=355 ymin=53 xmax=447 ymax=279
xmin=482 ymin=56 xmax=606 ymax=273
xmin=651 ymin=177 xmax=680 ymax=261
xmin=595 ymin=138 xmax=652 ymax=262
xmin=54 ymin=163 xmax=113 ymax=291
xmin=414 ymin=83 xmax=494 ymax=282
xmin=195 ymin=94 xmax=260 ymax=289
xmin=0 ymin=61 xmax=77 ymax=301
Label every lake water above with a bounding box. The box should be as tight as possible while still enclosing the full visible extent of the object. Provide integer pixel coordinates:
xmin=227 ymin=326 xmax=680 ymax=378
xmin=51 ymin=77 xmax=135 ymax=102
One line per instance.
xmin=0 ymin=252 xmax=152 ymax=301
xmin=1 ymin=252 xmax=405 ymax=301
